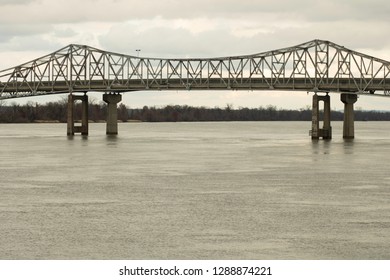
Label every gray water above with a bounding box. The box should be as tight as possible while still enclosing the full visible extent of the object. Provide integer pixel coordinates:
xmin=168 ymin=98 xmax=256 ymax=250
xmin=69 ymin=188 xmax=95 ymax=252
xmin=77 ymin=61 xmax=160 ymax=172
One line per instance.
xmin=0 ymin=122 xmax=390 ymax=260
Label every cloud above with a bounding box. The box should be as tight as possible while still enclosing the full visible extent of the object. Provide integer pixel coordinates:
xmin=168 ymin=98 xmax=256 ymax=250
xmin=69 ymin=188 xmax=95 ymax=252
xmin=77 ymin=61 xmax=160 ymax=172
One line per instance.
xmin=0 ymin=24 xmax=52 ymax=43
xmin=97 ymin=15 xmax=390 ymax=61
xmin=98 ymin=16 xmax=310 ymax=58
xmin=1 ymin=0 xmax=389 ymax=24
xmin=1 ymin=0 xmax=389 ymax=65
xmin=1 ymin=0 xmax=390 ymax=111
xmin=0 ymin=0 xmax=35 ymax=4
xmin=99 ymin=20 xmax=252 ymax=58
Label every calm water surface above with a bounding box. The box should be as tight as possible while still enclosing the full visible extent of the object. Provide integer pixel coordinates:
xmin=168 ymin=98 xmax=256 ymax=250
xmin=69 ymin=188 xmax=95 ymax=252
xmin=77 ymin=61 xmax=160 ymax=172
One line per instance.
xmin=0 ymin=122 xmax=390 ymax=259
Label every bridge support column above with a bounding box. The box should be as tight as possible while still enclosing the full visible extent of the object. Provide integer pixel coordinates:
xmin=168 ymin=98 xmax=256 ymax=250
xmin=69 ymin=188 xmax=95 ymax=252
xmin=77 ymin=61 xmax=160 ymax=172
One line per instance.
xmin=67 ymin=93 xmax=88 ymax=136
xmin=341 ymin=93 xmax=358 ymax=139
xmin=103 ymin=93 xmax=122 ymax=135
xmin=310 ymin=93 xmax=332 ymax=139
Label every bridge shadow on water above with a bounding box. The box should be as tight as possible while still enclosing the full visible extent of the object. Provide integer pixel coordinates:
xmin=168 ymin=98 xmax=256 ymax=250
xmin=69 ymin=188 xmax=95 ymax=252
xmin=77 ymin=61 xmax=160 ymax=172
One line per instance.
xmin=67 ymin=135 xmax=89 ymax=141
xmin=311 ymin=138 xmax=355 ymax=155
xmin=66 ymin=134 xmax=119 ymax=147
xmin=106 ymin=134 xmax=119 ymax=145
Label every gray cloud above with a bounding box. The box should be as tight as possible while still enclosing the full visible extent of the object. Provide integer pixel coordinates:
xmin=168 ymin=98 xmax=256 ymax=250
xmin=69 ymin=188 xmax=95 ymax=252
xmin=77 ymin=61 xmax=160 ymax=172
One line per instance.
xmin=99 ymin=24 xmax=269 ymax=58
xmin=98 ymin=16 xmax=390 ymax=60
xmin=52 ymin=27 xmax=78 ymax=38
xmin=0 ymin=24 xmax=52 ymax=37
xmin=0 ymin=0 xmax=389 ymax=24
xmin=1 ymin=0 xmax=390 ymax=63
xmin=0 ymin=24 xmax=54 ymax=47
xmin=0 ymin=35 xmax=63 ymax=52
xmin=0 ymin=0 xmax=35 ymax=4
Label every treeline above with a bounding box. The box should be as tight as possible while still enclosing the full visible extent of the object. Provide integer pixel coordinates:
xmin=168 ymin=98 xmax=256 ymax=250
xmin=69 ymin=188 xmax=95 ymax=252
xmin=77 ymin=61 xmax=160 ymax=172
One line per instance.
xmin=129 ymin=105 xmax=390 ymax=121
xmin=0 ymin=100 xmax=128 ymax=123
xmin=130 ymin=105 xmax=314 ymax=121
xmin=1 ymin=101 xmax=390 ymax=123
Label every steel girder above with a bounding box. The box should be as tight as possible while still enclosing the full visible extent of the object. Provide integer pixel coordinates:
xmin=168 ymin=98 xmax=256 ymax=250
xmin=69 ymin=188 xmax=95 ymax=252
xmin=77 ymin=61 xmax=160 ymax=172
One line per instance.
xmin=1 ymin=39 xmax=390 ymax=100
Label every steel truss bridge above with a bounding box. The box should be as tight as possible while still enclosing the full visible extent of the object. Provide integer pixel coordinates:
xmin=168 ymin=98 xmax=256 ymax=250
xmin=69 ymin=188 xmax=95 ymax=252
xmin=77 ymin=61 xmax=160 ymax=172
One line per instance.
xmin=1 ymin=39 xmax=390 ymax=99
xmin=0 ymin=39 xmax=389 ymax=138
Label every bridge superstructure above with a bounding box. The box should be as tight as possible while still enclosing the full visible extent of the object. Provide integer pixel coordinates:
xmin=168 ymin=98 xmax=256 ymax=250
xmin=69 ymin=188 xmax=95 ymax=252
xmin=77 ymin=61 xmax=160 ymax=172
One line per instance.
xmin=1 ymin=39 xmax=389 ymax=138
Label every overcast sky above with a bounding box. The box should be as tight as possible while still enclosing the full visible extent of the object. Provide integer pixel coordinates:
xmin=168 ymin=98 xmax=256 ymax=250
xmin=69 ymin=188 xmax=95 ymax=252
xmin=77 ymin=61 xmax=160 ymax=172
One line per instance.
xmin=1 ymin=0 xmax=390 ymax=110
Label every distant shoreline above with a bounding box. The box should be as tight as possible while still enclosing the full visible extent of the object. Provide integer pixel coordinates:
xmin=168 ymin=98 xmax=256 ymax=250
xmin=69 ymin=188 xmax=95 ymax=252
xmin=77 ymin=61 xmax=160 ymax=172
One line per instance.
xmin=1 ymin=119 xmax=389 ymax=124
xmin=1 ymin=102 xmax=390 ymax=123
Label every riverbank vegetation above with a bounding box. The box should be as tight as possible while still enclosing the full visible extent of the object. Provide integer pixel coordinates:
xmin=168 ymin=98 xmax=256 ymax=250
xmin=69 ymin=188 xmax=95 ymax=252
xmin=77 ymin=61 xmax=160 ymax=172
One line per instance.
xmin=1 ymin=100 xmax=390 ymax=123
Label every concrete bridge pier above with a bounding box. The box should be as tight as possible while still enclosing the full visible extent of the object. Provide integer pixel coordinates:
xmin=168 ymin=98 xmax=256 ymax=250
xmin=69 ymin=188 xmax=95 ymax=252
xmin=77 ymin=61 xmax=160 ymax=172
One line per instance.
xmin=310 ymin=93 xmax=332 ymax=139
xmin=103 ymin=93 xmax=122 ymax=135
xmin=341 ymin=93 xmax=358 ymax=139
xmin=67 ymin=93 xmax=88 ymax=135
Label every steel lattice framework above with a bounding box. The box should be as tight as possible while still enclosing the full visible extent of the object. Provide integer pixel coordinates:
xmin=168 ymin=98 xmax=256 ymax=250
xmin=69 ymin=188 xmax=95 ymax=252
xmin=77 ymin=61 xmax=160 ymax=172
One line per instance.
xmin=1 ymin=39 xmax=390 ymax=100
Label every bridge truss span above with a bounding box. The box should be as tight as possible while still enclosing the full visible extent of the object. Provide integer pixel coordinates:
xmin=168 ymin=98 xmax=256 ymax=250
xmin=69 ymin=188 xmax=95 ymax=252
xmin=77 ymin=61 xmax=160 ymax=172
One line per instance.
xmin=1 ymin=39 xmax=390 ymax=99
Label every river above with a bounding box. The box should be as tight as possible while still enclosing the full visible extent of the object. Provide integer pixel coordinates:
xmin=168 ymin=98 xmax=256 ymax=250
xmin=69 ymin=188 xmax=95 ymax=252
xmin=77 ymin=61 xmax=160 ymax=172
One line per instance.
xmin=0 ymin=121 xmax=389 ymax=259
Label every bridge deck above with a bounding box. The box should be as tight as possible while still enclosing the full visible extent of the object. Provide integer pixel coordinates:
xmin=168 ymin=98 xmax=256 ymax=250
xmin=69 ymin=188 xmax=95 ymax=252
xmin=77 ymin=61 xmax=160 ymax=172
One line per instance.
xmin=2 ymin=78 xmax=390 ymax=99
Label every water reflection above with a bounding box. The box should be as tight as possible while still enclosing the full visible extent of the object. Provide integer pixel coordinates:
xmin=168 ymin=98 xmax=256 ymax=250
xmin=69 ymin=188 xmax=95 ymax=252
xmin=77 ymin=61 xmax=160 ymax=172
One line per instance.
xmin=66 ymin=135 xmax=89 ymax=141
xmin=311 ymin=139 xmax=332 ymax=155
xmin=311 ymin=137 xmax=357 ymax=156
xmin=342 ymin=138 xmax=355 ymax=154
xmin=106 ymin=134 xmax=118 ymax=146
